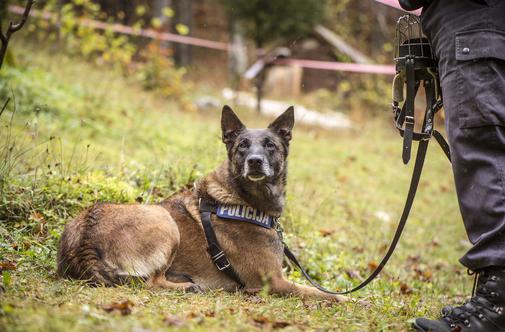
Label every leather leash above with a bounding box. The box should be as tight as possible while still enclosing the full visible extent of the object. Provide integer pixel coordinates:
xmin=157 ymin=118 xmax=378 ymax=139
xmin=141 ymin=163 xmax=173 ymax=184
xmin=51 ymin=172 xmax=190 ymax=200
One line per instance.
xmin=284 ymin=133 xmax=450 ymax=294
xmin=281 ymin=60 xmax=452 ymax=294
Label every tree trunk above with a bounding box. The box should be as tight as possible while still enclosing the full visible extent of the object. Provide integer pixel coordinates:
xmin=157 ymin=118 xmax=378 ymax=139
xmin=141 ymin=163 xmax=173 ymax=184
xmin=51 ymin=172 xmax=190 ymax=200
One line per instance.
xmin=173 ymin=0 xmax=192 ymax=67
xmin=152 ymin=0 xmax=172 ymax=49
xmin=228 ymin=17 xmax=247 ymax=90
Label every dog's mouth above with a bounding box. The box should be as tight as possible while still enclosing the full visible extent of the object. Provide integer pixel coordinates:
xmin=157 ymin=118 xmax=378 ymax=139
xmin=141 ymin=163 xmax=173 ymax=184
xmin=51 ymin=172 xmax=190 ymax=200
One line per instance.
xmin=247 ymin=174 xmax=266 ymax=182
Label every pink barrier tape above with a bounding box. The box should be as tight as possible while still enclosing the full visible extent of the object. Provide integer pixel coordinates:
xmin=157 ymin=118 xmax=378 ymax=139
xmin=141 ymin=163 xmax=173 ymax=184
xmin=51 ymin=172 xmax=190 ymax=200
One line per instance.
xmin=275 ymin=58 xmax=396 ymax=75
xmin=8 ymin=5 xmax=230 ymax=51
xmin=9 ymin=4 xmax=399 ymax=75
xmin=374 ymin=0 xmax=422 ymax=15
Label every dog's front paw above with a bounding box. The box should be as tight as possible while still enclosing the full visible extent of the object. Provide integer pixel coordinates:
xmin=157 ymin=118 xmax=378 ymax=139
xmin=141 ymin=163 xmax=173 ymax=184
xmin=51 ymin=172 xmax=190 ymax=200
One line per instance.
xmin=185 ymin=283 xmax=203 ymax=293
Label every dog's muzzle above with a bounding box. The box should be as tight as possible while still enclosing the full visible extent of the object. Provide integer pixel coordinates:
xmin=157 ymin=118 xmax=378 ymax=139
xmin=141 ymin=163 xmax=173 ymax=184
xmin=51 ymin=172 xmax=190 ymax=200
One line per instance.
xmin=244 ymin=155 xmax=271 ymax=181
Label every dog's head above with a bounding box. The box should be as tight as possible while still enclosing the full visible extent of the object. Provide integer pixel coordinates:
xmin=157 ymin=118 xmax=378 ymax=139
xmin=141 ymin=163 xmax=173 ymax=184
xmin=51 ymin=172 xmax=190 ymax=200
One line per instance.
xmin=221 ymin=105 xmax=294 ymax=185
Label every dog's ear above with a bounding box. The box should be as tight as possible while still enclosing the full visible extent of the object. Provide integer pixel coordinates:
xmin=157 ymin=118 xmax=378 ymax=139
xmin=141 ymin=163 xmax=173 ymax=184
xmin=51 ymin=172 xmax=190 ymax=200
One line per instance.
xmin=221 ymin=105 xmax=245 ymax=145
xmin=268 ymin=106 xmax=295 ymax=142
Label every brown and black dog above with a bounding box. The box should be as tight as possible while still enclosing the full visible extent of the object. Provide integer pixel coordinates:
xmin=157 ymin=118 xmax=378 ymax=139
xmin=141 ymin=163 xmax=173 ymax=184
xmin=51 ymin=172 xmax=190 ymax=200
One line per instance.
xmin=57 ymin=106 xmax=349 ymax=302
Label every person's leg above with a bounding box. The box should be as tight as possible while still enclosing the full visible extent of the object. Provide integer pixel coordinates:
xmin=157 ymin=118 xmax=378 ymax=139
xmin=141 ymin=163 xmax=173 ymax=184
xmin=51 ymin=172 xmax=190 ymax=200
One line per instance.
xmin=413 ymin=0 xmax=505 ymax=331
xmin=423 ymin=0 xmax=505 ymax=271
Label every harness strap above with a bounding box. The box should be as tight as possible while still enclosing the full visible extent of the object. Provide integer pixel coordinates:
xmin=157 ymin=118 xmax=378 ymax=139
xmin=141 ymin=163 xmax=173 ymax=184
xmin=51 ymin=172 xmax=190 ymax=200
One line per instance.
xmin=198 ymin=198 xmax=245 ymax=288
xmin=402 ymin=58 xmax=416 ymax=164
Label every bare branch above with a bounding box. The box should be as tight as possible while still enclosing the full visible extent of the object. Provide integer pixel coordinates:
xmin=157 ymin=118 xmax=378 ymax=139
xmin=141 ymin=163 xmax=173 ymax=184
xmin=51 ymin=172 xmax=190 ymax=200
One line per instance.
xmin=8 ymin=0 xmax=35 ymax=34
xmin=0 ymin=17 xmax=6 ymax=43
xmin=0 ymin=0 xmax=35 ymax=70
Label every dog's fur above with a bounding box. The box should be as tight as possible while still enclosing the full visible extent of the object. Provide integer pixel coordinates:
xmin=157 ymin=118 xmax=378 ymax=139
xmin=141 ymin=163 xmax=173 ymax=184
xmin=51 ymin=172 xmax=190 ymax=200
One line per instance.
xmin=57 ymin=106 xmax=348 ymax=302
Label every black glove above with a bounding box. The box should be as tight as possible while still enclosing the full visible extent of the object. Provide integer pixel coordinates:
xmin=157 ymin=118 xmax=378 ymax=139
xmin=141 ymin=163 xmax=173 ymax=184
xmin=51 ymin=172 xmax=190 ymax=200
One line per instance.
xmin=398 ymin=0 xmax=430 ymax=11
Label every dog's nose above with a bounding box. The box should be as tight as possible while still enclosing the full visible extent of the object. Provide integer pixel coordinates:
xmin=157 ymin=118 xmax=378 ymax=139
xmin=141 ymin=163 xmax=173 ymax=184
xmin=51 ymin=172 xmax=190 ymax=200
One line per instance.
xmin=247 ymin=156 xmax=263 ymax=168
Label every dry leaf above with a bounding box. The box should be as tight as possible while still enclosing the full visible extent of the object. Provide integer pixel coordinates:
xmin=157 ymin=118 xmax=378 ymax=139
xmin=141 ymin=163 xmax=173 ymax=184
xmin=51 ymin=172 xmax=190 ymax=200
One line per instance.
xmin=414 ymin=268 xmax=433 ymax=282
xmin=368 ymin=261 xmax=378 ymax=270
xmin=0 ymin=261 xmax=17 ymax=271
xmin=252 ymin=316 xmax=269 ymax=327
xmin=252 ymin=316 xmax=291 ymax=329
xmin=318 ymin=229 xmax=335 ymax=237
xmin=400 ymin=283 xmax=413 ymax=295
xmin=102 ymin=299 xmax=134 ymax=315
xmin=272 ymin=321 xmax=291 ymax=329
xmin=203 ymin=310 xmax=215 ymax=317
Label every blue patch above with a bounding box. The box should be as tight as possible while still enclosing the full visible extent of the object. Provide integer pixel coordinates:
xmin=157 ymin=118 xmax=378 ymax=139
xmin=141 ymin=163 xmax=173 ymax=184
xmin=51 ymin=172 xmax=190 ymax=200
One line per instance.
xmin=216 ymin=204 xmax=274 ymax=228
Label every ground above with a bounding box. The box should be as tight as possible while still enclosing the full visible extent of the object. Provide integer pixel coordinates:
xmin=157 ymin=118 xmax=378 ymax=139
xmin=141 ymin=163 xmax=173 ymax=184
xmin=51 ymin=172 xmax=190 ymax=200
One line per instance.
xmin=0 ymin=42 xmax=471 ymax=331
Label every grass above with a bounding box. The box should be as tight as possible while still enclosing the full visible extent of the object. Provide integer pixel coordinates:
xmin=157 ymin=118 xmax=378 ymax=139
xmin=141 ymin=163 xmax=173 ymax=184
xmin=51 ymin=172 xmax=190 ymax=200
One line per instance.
xmin=0 ymin=41 xmax=471 ymax=331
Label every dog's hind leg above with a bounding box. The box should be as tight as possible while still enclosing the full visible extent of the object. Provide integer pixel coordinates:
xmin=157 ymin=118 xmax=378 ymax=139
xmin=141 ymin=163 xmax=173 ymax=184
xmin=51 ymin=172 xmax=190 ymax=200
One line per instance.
xmin=269 ymin=276 xmax=349 ymax=302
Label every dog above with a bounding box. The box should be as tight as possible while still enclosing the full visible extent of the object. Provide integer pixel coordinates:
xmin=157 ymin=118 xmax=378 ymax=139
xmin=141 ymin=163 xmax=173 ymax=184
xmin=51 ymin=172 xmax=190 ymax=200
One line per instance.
xmin=56 ymin=105 xmax=349 ymax=302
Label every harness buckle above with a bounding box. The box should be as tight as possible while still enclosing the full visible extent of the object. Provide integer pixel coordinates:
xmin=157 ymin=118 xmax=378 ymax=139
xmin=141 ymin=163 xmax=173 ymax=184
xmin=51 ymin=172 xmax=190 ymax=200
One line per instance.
xmin=405 ymin=115 xmax=415 ymax=125
xmin=211 ymin=251 xmax=231 ymax=271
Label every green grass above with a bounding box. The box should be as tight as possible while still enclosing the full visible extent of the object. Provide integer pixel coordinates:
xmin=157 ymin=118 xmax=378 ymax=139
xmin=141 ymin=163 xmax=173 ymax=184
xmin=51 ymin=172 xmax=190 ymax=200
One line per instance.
xmin=0 ymin=42 xmax=471 ymax=331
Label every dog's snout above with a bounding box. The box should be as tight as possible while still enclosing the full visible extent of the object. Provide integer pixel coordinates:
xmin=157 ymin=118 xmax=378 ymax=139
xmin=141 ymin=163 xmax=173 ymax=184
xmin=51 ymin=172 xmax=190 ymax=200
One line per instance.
xmin=247 ymin=155 xmax=263 ymax=168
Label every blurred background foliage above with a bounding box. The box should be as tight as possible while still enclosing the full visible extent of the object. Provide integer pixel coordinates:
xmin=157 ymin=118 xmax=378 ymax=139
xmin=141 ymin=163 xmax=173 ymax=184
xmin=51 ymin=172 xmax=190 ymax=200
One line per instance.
xmin=1 ymin=0 xmax=400 ymax=114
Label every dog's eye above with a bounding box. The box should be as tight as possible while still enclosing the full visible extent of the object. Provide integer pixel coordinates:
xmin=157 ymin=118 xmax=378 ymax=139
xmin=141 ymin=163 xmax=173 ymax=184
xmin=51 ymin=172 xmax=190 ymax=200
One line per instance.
xmin=265 ymin=141 xmax=276 ymax=150
xmin=238 ymin=141 xmax=249 ymax=151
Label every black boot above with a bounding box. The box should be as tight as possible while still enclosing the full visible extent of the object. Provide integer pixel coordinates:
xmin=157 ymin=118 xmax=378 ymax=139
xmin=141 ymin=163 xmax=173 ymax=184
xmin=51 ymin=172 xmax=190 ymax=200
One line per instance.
xmin=413 ymin=267 xmax=505 ymax=332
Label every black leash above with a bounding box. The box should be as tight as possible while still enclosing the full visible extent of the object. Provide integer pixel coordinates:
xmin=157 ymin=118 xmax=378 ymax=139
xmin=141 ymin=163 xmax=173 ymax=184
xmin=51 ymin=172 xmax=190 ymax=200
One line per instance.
xmin=284 ymin=136 xmax=448 ymax=294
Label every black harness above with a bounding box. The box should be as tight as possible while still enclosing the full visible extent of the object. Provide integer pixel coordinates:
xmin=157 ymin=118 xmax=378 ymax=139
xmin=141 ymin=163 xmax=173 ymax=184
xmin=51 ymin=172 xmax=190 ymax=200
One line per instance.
xmin=198 ymin=198 xmax=246 ymax=288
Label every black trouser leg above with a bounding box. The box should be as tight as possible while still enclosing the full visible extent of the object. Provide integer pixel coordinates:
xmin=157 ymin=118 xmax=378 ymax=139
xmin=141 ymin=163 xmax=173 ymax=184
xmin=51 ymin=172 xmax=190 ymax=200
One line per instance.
xmin=421 ymin=0 xmax=505 ymax=270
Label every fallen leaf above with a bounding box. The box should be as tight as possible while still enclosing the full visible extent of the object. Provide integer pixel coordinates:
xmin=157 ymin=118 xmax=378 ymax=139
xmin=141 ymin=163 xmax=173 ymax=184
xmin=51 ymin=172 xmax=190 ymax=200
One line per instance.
xmin=400 ymin=283 xmax=413 ymax=295
xmin=102 ymin=300 xmax=134 ymax=315
xmin=163 ymin=314 xmax=185 ymax=327
xmin=252 ymin=316 xmax=291 ymax=329
xmin=318 ymin=229 xmax=335 ymax=237
xmin=406 ymin=255 xmax=421 ymax=266
xmin=414 ymin=267 xmax=433 ymax=282
xmin=203 ymin=310 xmax=215 ymax=317
xmin=368 ymin=261 xmax=378 ymax=271
xmin=0 ymin=261 xmax=17 ymax=271
xmin=272 ymin=321 xmax=291 ymax=329
xmin=252 ymin=316 xmax=269 ymax=327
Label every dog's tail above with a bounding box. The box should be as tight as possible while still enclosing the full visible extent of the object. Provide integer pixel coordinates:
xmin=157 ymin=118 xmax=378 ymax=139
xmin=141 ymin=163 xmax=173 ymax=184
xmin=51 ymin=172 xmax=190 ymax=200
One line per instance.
xmin=57 ymin=204 xmax=120 ymax=286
